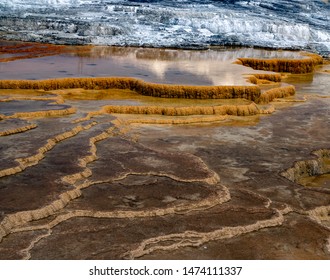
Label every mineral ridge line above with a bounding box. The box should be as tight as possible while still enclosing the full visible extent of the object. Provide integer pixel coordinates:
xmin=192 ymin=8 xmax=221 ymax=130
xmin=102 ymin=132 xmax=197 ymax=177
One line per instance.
xmin=124 ymin=208 xmax=288 ymax=259
xmin=0 ymin=124 xmax=37 ymax=137
xmin=0 ymin=122 xmax=97 ymax=178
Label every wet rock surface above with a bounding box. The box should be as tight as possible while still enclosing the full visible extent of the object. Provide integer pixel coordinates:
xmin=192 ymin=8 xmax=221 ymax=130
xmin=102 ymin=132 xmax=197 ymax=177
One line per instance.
xmin=0 ymin=44 xmax=329 ymax=260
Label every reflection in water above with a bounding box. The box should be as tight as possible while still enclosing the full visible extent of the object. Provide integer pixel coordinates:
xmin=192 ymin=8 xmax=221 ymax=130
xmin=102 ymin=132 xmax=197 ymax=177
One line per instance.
xmin=286 ymin=72 xmax=330 ymax=96
xmin=0 ymin=45 xmax=304 ymax=86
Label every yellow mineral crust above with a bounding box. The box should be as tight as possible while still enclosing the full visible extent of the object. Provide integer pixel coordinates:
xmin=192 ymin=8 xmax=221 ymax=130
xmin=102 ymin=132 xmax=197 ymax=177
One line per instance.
xmin=259 ymin=86 xmax=296 ymax=104
xmin=122 ymin=115 xmax=229 ymax=125
xmin=0 ymin=124 xmax=37 ymax=136
xmin=281 ymin=149 xmax=330 ymax=184
xmin=0 ymin=95 xmax=65 ymax=105
xmin=237 ymin=53 xmax=323 ymax=74
xmin=0 ymin=78 xmax=261 ymax=101
xmin=2 ymin=108 xmax=77 ymax=120
xmin=248 ymin=73 xmax=282 ymax=85
xmin=103 ymin=103 xmax=260 ymax=117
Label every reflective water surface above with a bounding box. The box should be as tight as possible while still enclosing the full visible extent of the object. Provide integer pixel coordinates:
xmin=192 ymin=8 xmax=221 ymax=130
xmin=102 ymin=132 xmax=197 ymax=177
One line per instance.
xmin=0 ymin=46 xmax=304 ymax=85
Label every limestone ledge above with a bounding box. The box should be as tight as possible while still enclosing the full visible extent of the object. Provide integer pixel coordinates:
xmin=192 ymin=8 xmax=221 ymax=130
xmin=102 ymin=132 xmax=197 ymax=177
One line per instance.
xmin=2 ymin=107 xmax=76 ymax=120
xmin=74 ymin=109 xmax=231 ymax=125
xmin=0 ymin=124 xmax=37 ymax=137
xmin=15 ymin=184 xmax=230 ymax=259
xmin=122 ymin=115 xmax=229 ymax=125
xmin=237 ymin=53 xmax=323 ymax=74
xmin=308 ymin=205 xmax=330 ymax=225
xmin=0 ymin=77 xmax=261 ymax=101
xmin=0 ymin=122 xmax=96 ymax=178
xmin=0 ymin=125 xmax=116 ymax=242
xmin=0 ymin=95 xmax=65 ymax=105
xmin=248 ymin=73 xmax=282 ymax=85
xmin=259 ymin=86 xmax=296 ymax=104
xmin=102 ymin=103 xmax=260 ymax=117
xmin=14 ymin=185 xmax=230 ymax=234
xmin=281 ymin=149 xmax=330 ymax=184
xmin=125 ymin=208 xmax=286 ymax=259
xmin=0 ymin=172 xmax=225 ymax=243
xmin=74 ymin=105 xmax=276 ymax=125
xmin=73 ymin=102 xmax=269 ymax=125
xmin=0 ymin=122 xmax=222 ymax=244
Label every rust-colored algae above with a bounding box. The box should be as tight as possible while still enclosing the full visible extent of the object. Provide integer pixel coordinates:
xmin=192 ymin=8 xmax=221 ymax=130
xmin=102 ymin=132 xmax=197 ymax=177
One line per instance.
xmin=0 ymin=41 xmax=91 ymax=63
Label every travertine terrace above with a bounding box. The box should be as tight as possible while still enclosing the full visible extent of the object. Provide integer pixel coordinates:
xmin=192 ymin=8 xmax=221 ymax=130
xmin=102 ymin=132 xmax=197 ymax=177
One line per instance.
xmin=0 ymin=42 xmax=329 ymax=259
